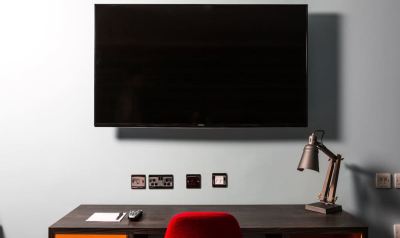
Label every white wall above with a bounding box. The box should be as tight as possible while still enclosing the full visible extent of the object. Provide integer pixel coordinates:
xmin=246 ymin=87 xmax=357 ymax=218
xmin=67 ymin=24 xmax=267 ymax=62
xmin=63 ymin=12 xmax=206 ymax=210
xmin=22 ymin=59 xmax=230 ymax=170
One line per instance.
xmin=1 ymin=0 xmax=400 ymax=238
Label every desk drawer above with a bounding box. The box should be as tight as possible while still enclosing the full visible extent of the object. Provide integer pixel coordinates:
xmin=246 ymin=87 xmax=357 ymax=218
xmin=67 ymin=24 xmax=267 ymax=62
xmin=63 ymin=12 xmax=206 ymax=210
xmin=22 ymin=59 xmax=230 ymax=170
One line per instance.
xmin=55 ymin=235 xmax=127 ymax=238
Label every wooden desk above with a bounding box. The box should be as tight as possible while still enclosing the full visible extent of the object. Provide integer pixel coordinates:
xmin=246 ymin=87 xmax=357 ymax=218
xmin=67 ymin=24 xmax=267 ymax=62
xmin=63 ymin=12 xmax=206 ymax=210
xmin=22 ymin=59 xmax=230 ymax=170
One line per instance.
xmin=49 ymin=205 xmax=367 ymax=238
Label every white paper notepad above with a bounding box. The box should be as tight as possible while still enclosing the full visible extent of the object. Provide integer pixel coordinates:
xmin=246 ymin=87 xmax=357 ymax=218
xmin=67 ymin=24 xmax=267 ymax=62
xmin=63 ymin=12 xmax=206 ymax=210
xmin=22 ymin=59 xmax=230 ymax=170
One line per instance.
xmin=86 ymin=212 xmax=126 ymax=222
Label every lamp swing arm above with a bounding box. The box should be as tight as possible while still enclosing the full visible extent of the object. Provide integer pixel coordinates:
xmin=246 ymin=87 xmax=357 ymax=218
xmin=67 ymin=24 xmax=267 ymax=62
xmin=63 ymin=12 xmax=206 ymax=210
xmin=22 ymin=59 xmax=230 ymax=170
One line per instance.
xmin=315 ymin=142 xmax=338 ymax=161
xmin=315 ymin=142 xmax=344 ymax=204
xmin=327 ymin=155 xmax=342 ymax=203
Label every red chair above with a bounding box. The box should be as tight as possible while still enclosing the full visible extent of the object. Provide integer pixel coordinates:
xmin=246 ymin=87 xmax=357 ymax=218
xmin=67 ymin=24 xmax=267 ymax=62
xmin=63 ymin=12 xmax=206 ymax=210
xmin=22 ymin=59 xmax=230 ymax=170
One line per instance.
xmin=164 ymin=211 xmax=242 ymax=238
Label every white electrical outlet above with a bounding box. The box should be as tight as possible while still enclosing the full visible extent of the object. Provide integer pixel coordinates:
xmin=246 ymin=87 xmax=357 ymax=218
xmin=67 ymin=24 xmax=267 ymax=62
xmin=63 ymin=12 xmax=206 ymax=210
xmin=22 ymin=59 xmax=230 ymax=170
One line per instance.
xmin=131 ymin=175 xmax=146 ymax=189
xmin=394 ymin=224 xmax=400 ymax=238
xmin=394 ymin=173 xmax=400 ymax=188
xmin=376 ymin=173 xmax=391 ymax=188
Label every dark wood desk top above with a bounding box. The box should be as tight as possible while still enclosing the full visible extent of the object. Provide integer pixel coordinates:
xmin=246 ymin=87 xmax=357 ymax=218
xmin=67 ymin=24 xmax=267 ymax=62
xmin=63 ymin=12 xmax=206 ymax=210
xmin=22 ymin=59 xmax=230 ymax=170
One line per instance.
xmin=50 ymin=204 xmax=367 ymax=235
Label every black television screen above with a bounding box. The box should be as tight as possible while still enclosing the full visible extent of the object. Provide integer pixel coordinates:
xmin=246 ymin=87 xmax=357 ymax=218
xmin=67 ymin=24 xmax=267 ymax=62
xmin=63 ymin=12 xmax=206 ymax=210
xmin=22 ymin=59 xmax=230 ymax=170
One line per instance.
xmin=95 ymin=4 xmax=307 ymax=127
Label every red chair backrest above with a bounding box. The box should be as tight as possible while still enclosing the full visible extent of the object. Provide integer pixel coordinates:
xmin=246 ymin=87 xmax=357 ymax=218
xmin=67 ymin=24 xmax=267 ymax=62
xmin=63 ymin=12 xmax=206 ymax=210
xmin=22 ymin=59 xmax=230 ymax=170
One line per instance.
xmin=164 ymin=211 xmax=242 ymax=238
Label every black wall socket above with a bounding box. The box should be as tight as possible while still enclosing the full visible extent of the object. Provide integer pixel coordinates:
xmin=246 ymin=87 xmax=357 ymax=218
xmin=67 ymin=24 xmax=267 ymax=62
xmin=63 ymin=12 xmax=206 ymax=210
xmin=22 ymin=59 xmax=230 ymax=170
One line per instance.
xmin=149 ymin=175 xmax=174 ymax=189
xmin=186 ymin=174 xmax=201 ymax=189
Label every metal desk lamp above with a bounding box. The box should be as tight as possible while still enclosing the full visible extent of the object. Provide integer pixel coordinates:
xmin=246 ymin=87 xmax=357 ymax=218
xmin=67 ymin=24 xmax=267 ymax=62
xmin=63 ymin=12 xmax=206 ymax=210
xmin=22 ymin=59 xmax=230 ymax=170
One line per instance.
xmin=297 ymin=130 xmax=343 ymax=214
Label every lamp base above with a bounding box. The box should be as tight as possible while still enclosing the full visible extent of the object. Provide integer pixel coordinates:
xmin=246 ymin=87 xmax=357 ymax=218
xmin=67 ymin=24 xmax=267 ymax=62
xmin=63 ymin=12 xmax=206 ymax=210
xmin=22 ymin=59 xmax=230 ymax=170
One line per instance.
xmin=305 ymin=202 xmax=342 ymax=214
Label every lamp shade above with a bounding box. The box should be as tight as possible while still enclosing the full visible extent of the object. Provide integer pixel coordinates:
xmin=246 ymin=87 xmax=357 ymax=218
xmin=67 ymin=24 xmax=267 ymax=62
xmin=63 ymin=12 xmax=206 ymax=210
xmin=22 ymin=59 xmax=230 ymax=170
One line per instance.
xmin=297 ymin=144 xmax=319 ymax=172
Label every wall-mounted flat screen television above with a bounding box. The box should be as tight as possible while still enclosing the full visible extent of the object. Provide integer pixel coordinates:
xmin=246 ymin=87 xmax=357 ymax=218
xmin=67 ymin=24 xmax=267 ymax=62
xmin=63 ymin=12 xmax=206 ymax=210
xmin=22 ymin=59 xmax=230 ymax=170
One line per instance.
xmin=95 ymin=4 xmax=308 ymax=127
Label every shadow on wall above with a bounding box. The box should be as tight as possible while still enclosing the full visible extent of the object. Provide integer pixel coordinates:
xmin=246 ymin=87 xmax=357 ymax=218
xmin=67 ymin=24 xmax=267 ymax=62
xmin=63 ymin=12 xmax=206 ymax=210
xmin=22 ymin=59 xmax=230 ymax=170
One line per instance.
xmin=116 ymin=14 xmax=341 ymax=141
xmin=0 ymin=226 xmax=4 ymax=238
xmin=347 ymin=164 xmax=400 ymax=238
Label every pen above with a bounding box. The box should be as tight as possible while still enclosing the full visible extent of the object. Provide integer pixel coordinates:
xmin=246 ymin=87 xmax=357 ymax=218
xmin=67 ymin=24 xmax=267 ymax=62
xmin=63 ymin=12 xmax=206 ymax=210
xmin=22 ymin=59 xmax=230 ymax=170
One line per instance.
xmin=116 ymin=212 xmax=123 ymax=220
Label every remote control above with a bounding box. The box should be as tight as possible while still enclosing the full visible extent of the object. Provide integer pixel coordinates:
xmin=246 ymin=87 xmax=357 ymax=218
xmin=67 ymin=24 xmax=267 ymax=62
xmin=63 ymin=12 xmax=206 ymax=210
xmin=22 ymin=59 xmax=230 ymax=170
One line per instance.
xmin=128 ymin=209 xmax=143 ymax=221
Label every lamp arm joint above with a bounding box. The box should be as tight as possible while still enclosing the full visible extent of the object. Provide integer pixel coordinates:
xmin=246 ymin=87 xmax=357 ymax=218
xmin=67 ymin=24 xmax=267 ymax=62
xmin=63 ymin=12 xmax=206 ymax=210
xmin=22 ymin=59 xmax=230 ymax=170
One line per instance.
xmin=316 ymin=142 xmax=340 ymax=160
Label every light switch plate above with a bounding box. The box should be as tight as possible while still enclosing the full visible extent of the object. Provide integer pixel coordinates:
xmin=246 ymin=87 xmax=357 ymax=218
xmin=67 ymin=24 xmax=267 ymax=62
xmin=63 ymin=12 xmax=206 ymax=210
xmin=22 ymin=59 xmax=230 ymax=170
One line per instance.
xmin=131 ymin=175 xmax=146 ymax=189
xmin=376 ymin=173 xmax=391 ymax=189
xmin=394 ymin=173 xmax=400 ymax=188
xmin=394 ymin=224 xmax=400 ymax=238
xmin=212 ymin=173 xmax=228 ymax=188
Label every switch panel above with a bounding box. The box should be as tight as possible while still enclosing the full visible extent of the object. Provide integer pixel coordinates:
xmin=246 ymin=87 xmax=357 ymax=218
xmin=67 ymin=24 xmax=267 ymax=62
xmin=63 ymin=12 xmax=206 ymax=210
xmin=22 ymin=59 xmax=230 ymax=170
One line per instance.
xmin=212 ymin=173 xmax=228 ymax=188
xmin=149 ymin=175 xmax=174 ymax=189
xmin=394 ymin=173 xmax=400 ymax=188
xmin=186 ymin=174 xmax=201 ymax=189
xmin=131 ymin=175 xmax=146 ymax=189
xmin=376 ymin=173 xmax=391 ymax=189
xmin=395 ymin=224 xmax=400 ymax=238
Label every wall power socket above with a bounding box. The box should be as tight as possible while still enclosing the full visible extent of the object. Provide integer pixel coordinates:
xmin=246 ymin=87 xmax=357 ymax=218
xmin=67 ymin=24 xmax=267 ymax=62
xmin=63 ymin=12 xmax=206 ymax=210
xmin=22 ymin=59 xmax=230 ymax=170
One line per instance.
xmin=149 ymin=175 xmax=174 ymax=189
xmin=186 ymin=174 xmax=201 ymax=189
xmin=131 ymin=175 xmax=146 ymax=189
xmin=394 ymin=173 xmax=400 ymax=188
xmin=376 ymin=173 xmax=391 ymax=189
